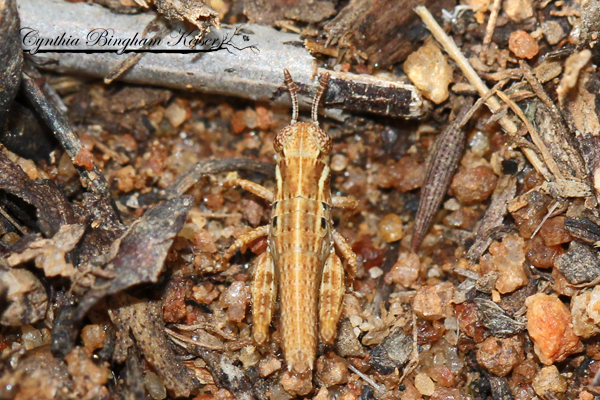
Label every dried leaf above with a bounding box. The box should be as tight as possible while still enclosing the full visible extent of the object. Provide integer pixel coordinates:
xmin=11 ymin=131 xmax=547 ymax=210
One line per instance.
xmin=7 ymin=224 xmax=85 ymax=277
xmin=74 ymin=195 xmax=193 ymax=320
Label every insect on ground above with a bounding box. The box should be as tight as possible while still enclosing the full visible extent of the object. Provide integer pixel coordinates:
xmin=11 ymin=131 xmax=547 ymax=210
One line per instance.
xmin=220 ymin=68 xmax=358 ymax=375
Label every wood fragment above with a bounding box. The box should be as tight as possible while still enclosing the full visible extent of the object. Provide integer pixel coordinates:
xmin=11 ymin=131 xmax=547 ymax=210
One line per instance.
xmin=0 ymin=150 xmax=75 ymax=237
xmin=565 ymin=217 xmax=600 ymax=245
xmin=323 ymin=0 xmax=456 ymax=67
xmin=109 ymin=294 xmax=200 ymax=398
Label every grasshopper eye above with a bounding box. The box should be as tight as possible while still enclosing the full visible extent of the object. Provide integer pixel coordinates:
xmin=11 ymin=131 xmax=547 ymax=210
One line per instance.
xmin=273 ymin=216 xmax=278 ymax=228
xmin=274 ymin=126 xmax=294 ymax=152
xmin=321 ymin=217 xmax=327 ymax=229
xmin=312 ymin=127 xmax=332 ymax=155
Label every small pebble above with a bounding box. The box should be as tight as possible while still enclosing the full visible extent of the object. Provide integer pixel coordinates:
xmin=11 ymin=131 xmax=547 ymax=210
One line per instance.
xmin=480 ymin=233 xmax=527 ymax=294
xmin=255 ymin=106 xmax=271 ymax=131
xmin=231 ymin=110 xmax=246 ymax=134
xmin=73 ymin=147 xmax=95 ymax=171
xmin=476 ymin=336 xmax=523 ymax=376
xmin=578 ymin=391 xmax=595 ymax=400
xmin=385 ymin=252 xmax=421 ymax=288
xmin=468 ymin=130 xmax=490 ymax=158
xmin=455 ymin=302 xmax=486 ymax=342
xmin=376 ymin=157 xmax=426 ymax=193
xmin=404 ymin=42 xmax=453 ymax=104
xmin=443 ymin=198 xmax=461 ymax=211
xmin=144 ymin=371 xmax=167 ymax=400
xmin=570 ymin=290 xmax=600 ymax=338
xmin=313 ymin=387 xmax=330 ymax=400
xmin=509 ymin=30 xmax=539 ymax=59
xmin=379 ymin=214 xmax=404 ymax=243
xmin=412 ymin=282 xmax=454 ymax=320
xmin=414 ymin=372 xmax=435 ymax=396
xmin=21 ymin=325 xmax=44 ymax=350
xmin=243 ymin=108 xmax=258 ymax=129
xmin=280 ymin=370 xmax=313 ymax=396
xmin=526 ymin=293 xmax=584 ymax=364
xmin=369 ymin=267 xmax=384 ymax=279
xmin=542 ymin=20 xmax=566 ymax=45
xmin=587 ymin=285 xmax=600 ymax=324
xmin=430 ymin=387 xmax=470 ymax=400
xmin=221 ymin=281 xmax=250 ymax=323
xmin=192 ymin=229 xmax=218 ymax=253
xmin=451 ymin=166 xmax=498 ymax=205
xmin=331 ymin=154 xmax=350 ymax=172
xmin=539 ymin=216 xmax=572 ymax=246
xmin=525 ymin=236 xmax=564 ymax=269
xmin=532 ymin=365 xmax=567 ymax=397
xmin=164 ymin=101 xmax=188 ymax=128
xmin=503 ymin=0 xmax=533 ymax=22
xmin=258 ymin=354 xmax=282 ymax=378
xmin=316 ymin=352 xmax=350 ymax=386
xmin=58 ymin=152 xmax=77 ymax=180
xmin=114 ymin=165 xmax=136 ymax=193
xmin=81 ymin=324 xmax=107 ymax=353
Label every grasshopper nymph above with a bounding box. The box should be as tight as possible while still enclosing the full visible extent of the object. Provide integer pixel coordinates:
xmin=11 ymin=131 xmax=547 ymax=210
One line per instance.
xmin=221 ymin=69 xmax=357 ymax=374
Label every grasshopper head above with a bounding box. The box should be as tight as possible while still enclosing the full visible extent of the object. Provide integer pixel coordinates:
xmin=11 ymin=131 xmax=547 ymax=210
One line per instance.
xmin=274 ymin=69 xmax=332 ymax=160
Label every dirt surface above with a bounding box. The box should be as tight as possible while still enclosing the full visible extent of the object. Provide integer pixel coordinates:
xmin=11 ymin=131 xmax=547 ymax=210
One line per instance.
xmin=1 ymin=0 xmax=600 ymax=399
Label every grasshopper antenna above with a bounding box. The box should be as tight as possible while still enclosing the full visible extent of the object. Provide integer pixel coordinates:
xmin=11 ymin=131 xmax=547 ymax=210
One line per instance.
xmin=283 ymin=69 xmax=299 ymax=124
xmin=312 ymin=72 xmax=330 ymax=124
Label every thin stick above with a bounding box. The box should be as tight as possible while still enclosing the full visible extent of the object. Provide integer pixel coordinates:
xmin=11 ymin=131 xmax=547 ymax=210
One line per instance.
xmin=164 ymin=327 xmax=224 ymax=351
xmin=531 ymin=200 xmax=560 ymax=240
xmin=495 ymin=90 xmax=565 ymax=180
xmin=414 ymin=6 xmax=518 ymax=133
xmin=283 ymin=68 xmax=299 ymax=124
xmin=0 ymin=205 xmax=30 ymax=235
xmin=312 ymin=72 xmax=330 ymax=123
xmin=347 ymin=363 xmax=386 ymax=394
xmin=483 ymin=0 xmax=502 ymax=46
xmin=518 ymin=60 xmax=555 ymax=110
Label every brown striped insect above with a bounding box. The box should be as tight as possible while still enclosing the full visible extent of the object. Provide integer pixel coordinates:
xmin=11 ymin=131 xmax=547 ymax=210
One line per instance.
xmin=221 ymin=69 xmax=358 ymax=374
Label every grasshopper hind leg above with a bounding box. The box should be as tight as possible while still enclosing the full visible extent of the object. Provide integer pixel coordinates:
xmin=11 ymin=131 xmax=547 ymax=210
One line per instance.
xmin=318 ymin=252 xmax=345 ymax=344
xmin=251 ymin=250 xmax=277 ymax=346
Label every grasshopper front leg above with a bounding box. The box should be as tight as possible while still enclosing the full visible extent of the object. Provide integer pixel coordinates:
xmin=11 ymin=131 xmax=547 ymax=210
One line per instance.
xmin=251 ymin=249 xmax=277 ymax=346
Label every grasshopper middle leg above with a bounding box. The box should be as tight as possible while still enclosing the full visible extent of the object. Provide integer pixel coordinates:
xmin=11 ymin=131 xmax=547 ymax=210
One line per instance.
xmin=221 ymin=225 xmax=269 ymax=268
